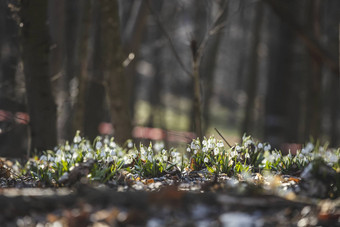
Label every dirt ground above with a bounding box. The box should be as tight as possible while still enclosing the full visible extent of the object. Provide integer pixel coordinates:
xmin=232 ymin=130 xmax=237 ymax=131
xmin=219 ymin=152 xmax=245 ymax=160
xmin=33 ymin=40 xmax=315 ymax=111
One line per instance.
xmin=0 ymin=179 xmax=339 ymax=227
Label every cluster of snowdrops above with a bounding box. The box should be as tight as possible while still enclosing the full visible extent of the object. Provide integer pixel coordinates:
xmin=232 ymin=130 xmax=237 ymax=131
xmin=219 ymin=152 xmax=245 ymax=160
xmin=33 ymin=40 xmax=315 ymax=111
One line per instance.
xmin=19 ymin=131 xmax=339 ymax=186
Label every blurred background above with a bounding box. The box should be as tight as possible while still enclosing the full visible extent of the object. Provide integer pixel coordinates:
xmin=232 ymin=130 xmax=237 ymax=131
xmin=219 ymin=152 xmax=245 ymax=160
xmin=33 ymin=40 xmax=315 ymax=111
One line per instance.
xmin=0 ymin=0 xmax=339 ymax=157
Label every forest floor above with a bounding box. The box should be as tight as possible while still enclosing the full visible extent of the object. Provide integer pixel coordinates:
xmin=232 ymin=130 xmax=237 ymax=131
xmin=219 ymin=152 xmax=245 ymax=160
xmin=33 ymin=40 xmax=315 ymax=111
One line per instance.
xmin=0 ymin=167 xmax=339 ymax=227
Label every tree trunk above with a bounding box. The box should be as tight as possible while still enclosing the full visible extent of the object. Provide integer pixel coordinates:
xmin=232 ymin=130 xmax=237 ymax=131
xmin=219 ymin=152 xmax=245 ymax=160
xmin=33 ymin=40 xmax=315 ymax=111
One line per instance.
xmin=84 ymin=0 xmax=106 ymax=141
xmin=72 ymin=0 xmax=91 ymax=135
xmin=120 ymin=0 xmax=148 ymax=123
xmin=20 ymin=0 xmax=57 ymax=152
xmin=200 ymin=1 xmax=227 ymax=135
xmin=304 ymin=0 xmax=322 ymax=140
xmin=99 ymin=0 xmax=132 ymax=144
xmin=192 ymin=53 xmax=203 ymax=140
xmin=264 ymin=2 xmax=297 ymax=148
xmin=0 ymin=1 xmax=20 ymax=101
xmin=242 ymin=1 xmax=264 ymax=135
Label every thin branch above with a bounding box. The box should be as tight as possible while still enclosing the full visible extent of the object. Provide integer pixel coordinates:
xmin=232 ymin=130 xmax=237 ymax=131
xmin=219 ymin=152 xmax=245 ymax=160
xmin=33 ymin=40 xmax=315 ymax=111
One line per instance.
xmin=146 ymin=0 xmax=192 ymax=77
xmin=196 ymin=1 xmax=228 ymax=65
xmin=215 ymin=128 xmax=232 ymax=148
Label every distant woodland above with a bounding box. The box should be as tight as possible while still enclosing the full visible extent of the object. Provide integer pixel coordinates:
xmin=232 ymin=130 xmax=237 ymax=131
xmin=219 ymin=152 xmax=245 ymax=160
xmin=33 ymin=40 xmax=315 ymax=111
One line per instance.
xmin=0 ymin=0 xmax=339 ymax=157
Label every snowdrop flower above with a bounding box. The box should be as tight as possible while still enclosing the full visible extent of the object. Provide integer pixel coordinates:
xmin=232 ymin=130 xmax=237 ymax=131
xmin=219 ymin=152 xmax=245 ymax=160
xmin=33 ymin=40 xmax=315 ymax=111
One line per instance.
xmin=273 ymin=152 xmax=281 ymax=160
xmin=244 ymin=140 xmax=253 ymax=147
xmin=100 ymin=150 xmax=106 ymax=158
xmin=202 ymin=147 xmax=208 ymax=153
xmin=96 ymin=141 xmax=103 ymax=150
xmin=72 ymin=152 xmax=78 ymax=160
xmin=104 ymin=136 xmax=110 ymax=145
xmin=257 ymin=143 xmax=263 ymax=149
xmin=191 ymin=141 xmax=198 ymax=150
xmin=267 ymin=155 xmax=275 ymax=163
xmin=65 ymin=143 xmax=71 ymax=151
xmin=85 ymin=152 xmax=93 ymax=159
xmin=230 ymin=150 xmax=237 ymax=158
xmin=73 ymin=131 xmax=82 ymax=143
xmin=110 ymin=141 xmax=117 ymax=148
xmin=106 ymin=156 xmax=113 ymax=163
xmin=297 ymin=153 xmax=304 ymax=160
xmin=287 ymin=152 xmax=292 ymax=159
xmin=209 ymin=137 xmax=216 ymax=144
xmin=163 ymin=156 xmax=168 ymax=162
xmin=73 ymin=144 xmax=78 ymax=150
xmin=264 ymin=144 xmax=271 ymax=151
xmin=190 ymin=142 xmax=195 ymax=149
xmin=162 ymin=149 xmax=167 ymax=155
xmin=217 ymin=141 xmax=224 ymax=148
xmin=214 ymin=148 xmax=219 ymax=156
xmin=141 ymin=147 xmax=146 ymax=155
xmin=148 ymin=154 xmax=153 ymax=162
xmin=55 ymin=156 xmax=61 ymax=163
xmin=245 ymin=152 xmax=250 ymax=159
xmin=110 ymin=149 xmax=116 ymax=156
xmin=202 ymin=140 xmax=207 ymax=146
xmin=153 ymin=142 xmax=162 ymax=151
xmin=236 ymin=146 xmax=241 ymax=152
xmin=324 ymin=151 xmax=338 ymax=164
xmin=85 ymin=142 xmax=92 ymax=151
xmin=124 ymin=156 xmax=132 ymax=164
xmin=303 ymin=156 xmax=308 ymax=163
xmin=40 ymin=155 xmax=47 ymax=161
xmin=186 ymin=147 xmax=191 ymax=152
xmin=194 ymin=150 xmax=198 ymax=154
xmin=56 ymin=149 xmax=62 ymax=156
xmin=128 ymin=141 xmax=134 ymax=148
xmin=305 ymin=143 xmax=314 ymax=153
xmin=204 ymin=157 xmax=209 ymax=163
xmin=172 ymin=151 xmax=180 ymax=158
xmin=104 ymin=145 xmax=110 ymax=153
xmin=208 ymin=142 xmax=214 ymax=149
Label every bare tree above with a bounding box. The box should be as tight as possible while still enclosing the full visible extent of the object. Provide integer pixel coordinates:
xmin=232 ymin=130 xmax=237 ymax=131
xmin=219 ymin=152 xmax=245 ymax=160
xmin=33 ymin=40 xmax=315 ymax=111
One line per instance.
xmin=99 ymin=0 xmax=132 ymax=144
xmin=242 ymin=1 xmax=264 ymax=135
xmin=20 ymin=0 xmax=57 ymax=152
xmin=147 ymin=0 xmax=228 ymax=140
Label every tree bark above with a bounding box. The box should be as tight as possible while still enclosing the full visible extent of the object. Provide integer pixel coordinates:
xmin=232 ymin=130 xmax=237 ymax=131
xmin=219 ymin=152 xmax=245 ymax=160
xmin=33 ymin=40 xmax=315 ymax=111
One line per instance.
xmin=99 ymin=0 xmax=132 ymax=144
xmin=264 ymin=2 xmax=297 ymax=148
xmin=20 ymin=0 xmax=57 ymax=152
xmin=242 ymin=1 xmax=263 ymax=135
xmin=72 ymin=0 xmax=91 ymax=135
xmin=56 ymin=0 xmax=82 ymax=141
xmin=84 ymin=0 xmax=106 ymax=141
xmin=200 ymin=1 xmax=227 ymax=135
xmin=304 ymin=0 xmax=322 ymax=140
xmin=0 ymin=1 xmax=20 ymax=101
